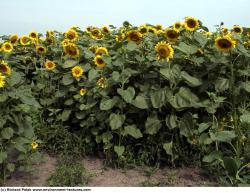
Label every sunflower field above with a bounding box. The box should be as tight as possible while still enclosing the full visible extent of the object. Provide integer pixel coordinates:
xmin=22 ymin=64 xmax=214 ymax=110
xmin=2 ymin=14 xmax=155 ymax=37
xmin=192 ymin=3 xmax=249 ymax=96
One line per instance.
xmin=0 ymin=17 xmax=250 ymax=186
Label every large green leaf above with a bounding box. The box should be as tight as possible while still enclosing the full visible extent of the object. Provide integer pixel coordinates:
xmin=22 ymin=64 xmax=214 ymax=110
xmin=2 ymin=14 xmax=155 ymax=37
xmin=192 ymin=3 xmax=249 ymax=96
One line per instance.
xmin=210 ymin=130 xmax=236 ymax=142
xmin=124 ymin=125 xmax=143 ymax=139
xmin=181 ymin=71 xmax=202 ymax=87
xmin=117 ymin=86 xmax=135 ymax=103
xmin=100 ymin=96 xmax=119 ymax=110
xmin=194 ymin=32 xmax=207 ymax=47
xmin=202 ymin=151 xmax=222 ymax=163
xmin=80 ymin=102 xmax=97 ymax=110
xmin=159 ymin=65 xmax=181 ymax=83
xmin=175 ymin=42 xmax=198 ymax=55
xmin=163 ymin=142 xmax=173 ymax=156
xmin=215 ymin=78 xmax=229 ymax=92
xmin=109 ymin=113 xmax=125 ymax=130
xmin=60 ymin=109 xmax=71 ymax=121
xmin=145 ymin=112 xmax=162 ymax=135
xmin=88 ymin=69 xmax=99 ymax=81
xmin=114 ymin=145 xmax=125 ymax=157
xmin=223 ymin=157 xmax=238 ymax=177
xmin=165 ymin=114 xmax=178 ymax=129
xmin=8 ymin=71 xmax=22 ymax=86
xmin=131 ymin=95 xmax=148 ymax=109
xmin=1 ymin=127 xmax=14 ymax=139
xmin=126 ymin=41 xmax=138 ymax=51
xmin=62 ymin=73 xmax=74 ymax=85
xmin=63 ymin=60 xmax=78 ymax=68
xmin=0 ymin=93 xmax=8 ymax=102
xmin=151 ymin=88 xmax=171 ymax=108
xmin=0 ymin=151 xmax=7 ymax=164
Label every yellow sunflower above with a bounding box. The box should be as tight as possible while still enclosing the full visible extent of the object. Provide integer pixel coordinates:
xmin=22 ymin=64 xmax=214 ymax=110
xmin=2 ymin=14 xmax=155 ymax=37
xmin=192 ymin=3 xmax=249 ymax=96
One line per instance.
xmin=232 ymin=25 xmax=243 ymax=34
xmin=79 ymin=88 xmax=87 ymax=96
xmin=86 ymin=26 xmax=94 ymax=33
xmin=64 ymin=29 xmax=78 ymax=42
xmin=31 ymin=141 xmax=38 ymax=150
xmin=155 ymin=41 xmax=174 ymax=61
xmin=115 ymin=33 xmax=125 ymax=42
xmin=44 ymin=60 xmax=56 ymax=71
xmin=102 ymin=26 xmax=110 ymax=33
xmin=29 ymin=31 xmax=38 ymax=41
xmin=97 ymin=77 xmax=107 ymax=88
xmin=88 ymin=45 xmax=98 ymax=53
xmin=165 ymin=28 xmax=179 ymax=42
xmin=215 ymin=35 xmax=236 ymax=52
xmin=72 ymin=66 xmax=84 ymax=78
xmin=20 ymin=35 xmax=30 ymax=45
xmin=63 ymin=43 xmax=80 ymax=58
xmin=127 ymin=30 xmax=142 ymax=43
xmin=148 ymin=26 xmax=157 ymax=34
xmin=93 ymin=55 xmax=106 ymax=68
xmin=139 ymin=25 xmax=148 ymax=35
xmin=0 ymin=73 xmax=6 ymax=88
xmin=173 ymin=22 xmax=182 ymax=30
xmin=61 ymin=39 xmax=71 ymax=46
xmin=36 ymin=46 xmax=46 ymax=55
xmin=155 ymin=24 xmax=163 ymax=31
xmin=222 ymin=28 xmax=229 ymax=35
xmin=95 ymin=47 xmax=109 ymax=56
xmin=184 ymin=16 xmax=200 ymax=31
xmin=0 ymin=61 xmax=12 ymax=75
xmin=2 ymin=42 xmax=13 ymax=53
xmin=10 ymin=34 xmax=19 ymax=44
xmin=90 ymin=28 xmax=104 ymax=40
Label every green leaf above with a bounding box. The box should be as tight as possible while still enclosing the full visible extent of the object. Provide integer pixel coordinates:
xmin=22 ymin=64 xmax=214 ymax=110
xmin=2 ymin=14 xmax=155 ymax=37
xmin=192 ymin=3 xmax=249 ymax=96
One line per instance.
xmin=8 ymin=71 xmax=22 ymax=86
xmin=240 ymin=113 xmax=250 ymax=124
xmin=126 ymin=41 xmax=138 ymax=51
xmin=202 ymin=151 xmax=222 ymax=163
xmin=117 ymin=86 xmax=135 ymax=103
xmin=181 ymin=71 xmax=202 ymax=87
xmin=111 ymin=71 xmax=120 ymax=82
xmin=63 ymin=60 xmax=78 ymax=68
xmin=109 ymin=113 xmax=125 ymax=130
xmin=62 ymin=73 xmax=74 ymax=85
xmin=0 ymin=93 xmax=8 ymax=102
xmin=159 ymin=65 xmax=181 ymax=83
xmin=145 ymin=112 xmax=162 ymax=135
xmin=88 ymin=69 xmax=99 ymax=81
xmin=166 ymin=114 xmax=178 ymax=129
xmin=151 ymin=88 xmax=171 ymax=108
xmin=100 ymin=96 xmax=119 ymax=110
xmin=175 ymin=42 xmax=198 ymax=55
xmin=61 ymin=109 xmax=71 ymax=121
xmin=124 ymin=125 xmax=143 ymax=139
xmin=7 ymin=163 xmax=15 ymax=172
xmin=114 ymin=145 xmax=125 ymax=157
xmin=1 ymin=127 xmax=14 ymax=139
xmin=163 ymin=142 xmax=173 ymax=156
xmin=0 ymin=151 xmax=7 ymax=164
xmin=198 ymin=123 xmax=211 ymax=133
xmin=223 ymin=157 xmax=238 ymax=177
xmin=132 ymin=95 xmax=148 ymax=109
xmin=80 ymin=102 xmax=97 ymax=110
xmin=215 ymin=78 xmax=229 ymax=92
xmin=240 ymin=82 xmax=250 ymax=93
xmin=194 ymin=32 xmax=207 ymax=47
xmin=210 ymin=130 xmax=236 ymax=142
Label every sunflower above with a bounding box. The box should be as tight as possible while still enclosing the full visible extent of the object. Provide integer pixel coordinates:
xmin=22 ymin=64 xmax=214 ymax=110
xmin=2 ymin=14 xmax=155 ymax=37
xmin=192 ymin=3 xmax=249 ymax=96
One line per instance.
xmin=79 ymin=88 xmax=87 ymax=96
xmin=20 ymin=35 xmax=30 ymax=45
xmin=139 ymin=25 xmax=148 ymax=35
xmin=45 ymin=60 xmax=56 ymax=71
xmin=10 ymin=34 xmax=19 ymax=44
xmin=97 ymin=77 xmax=107 ymax=88
xmin=2 ymin=42 xmax=13 ymax=53
xmin=72 ymin=66 xmax=84 ymax=78
xmin=86 ymin=26 xmax=93 ymax=33
xmin=102 ymin=26 xmax=110 ymax=33
xmin=155 ymin=41 xmax=174 ymax=61
xmin=95 ymin=47 xmax=109 ymax=56
xmin=88 ymin=45 xmax=98 ymax=53
xmin=215 ymin=35 xmax=236 ymax=52
xmin=243 ymin=41 xmax=250 ymax=49
xmin=127 ymin=30 xmax=142 ymax=43
xmin=61 ymin=39 xmax=71 ymax=46
xmin=155 ymin=24 xmax=163 ymax=31
xmin=184 ymin=16 xmax=200 ymax=31
xmin=0 ymin=61 xmax=11 ymax=75
xmin=64 ymin=29 xmax=78 ymax=42
xmin=90 ymin=28 xmax=104 ymax=40
xmin=148 ymin=27 xmax=157 ymax=34
xmin=173 ymin=22 xmax=182 ymax=30
xmin=93 ymin=55 xmax=106 ymax=68
xmin=0 ymin=73 xmax=6 ymax=88
xmin=247 ymin=32 xmax=250 ymax=37
xmin=63 ymin=43 xmax=80 ymax=58
xmin=165 ymin=28 xmax=179 ymax=42
xmin=29 ymin=31 xmax=38 ymax=41
xmin=36 ymin=46 xmax=46 ymax=55
xmin=31 ymin=141 xmax=38 ymax=150
xmin=222 ymin=28 xmax=229 ymax=35
xmin=46 ymin=30 xmax=55 ymax=44
xmin=115 ymin=33 xmax=125 ymax=42
xmin=232 ymin=25 xmax=243 ymax=34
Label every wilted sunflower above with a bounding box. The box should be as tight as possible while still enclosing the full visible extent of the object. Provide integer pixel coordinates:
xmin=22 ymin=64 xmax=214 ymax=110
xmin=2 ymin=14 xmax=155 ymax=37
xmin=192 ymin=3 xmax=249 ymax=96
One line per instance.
xmin=2 ymin=42 xmax=13 ymax=53
xmin=63 ymin=43 xmax=80 ymax=58
xmin=0 ymin=72 xmax=6 ymax=88
xmin=20 ymin=35 xmax=30 ymax=45
xmin=93 ymin=55 xmax=106 ymax=68
xmin=79 ymin=88 xmax=87 ymax=96
xmin=165 ymin=28 xmax=179 ymax=42
xmin=72 ymin=65 xmax=84 ymax=78
xmin=215 ymin=35 xmax=236 ymax=52
xmin=115 ymin=33 xmax=125 ymax=42
xmin=97 ymin=77 xmax=107 ymax=88
xmin=184 ymin=16 xmax=200 ymax=31
xmin=10 ymin=34 xmax=19 ymax=44
xmin=155 ymin=42 xmax=174 ymax=61
xmin=127 ymin=30 xmax=142 ymax=43
xmin=173 ymin=22 xmax=182 ymax=30
xmin=102 ymin=26 xmax=110 ymax=33
xmin=64 ymin=29 xmax=78 ymax=42
xmin=232 ymin=25 xmax=243 ymax=34
xmin=29 ymin=31 xmax=38 ymax=41
xmin=36 ymin=46 xmax=46 ymax=55
xmin=0 ymin=61 xmax=11 ymax=75
xmin=45 ymin=60 xmax=56 ymax=71
xmin=95 ymin=47 xmax=109 ymax=56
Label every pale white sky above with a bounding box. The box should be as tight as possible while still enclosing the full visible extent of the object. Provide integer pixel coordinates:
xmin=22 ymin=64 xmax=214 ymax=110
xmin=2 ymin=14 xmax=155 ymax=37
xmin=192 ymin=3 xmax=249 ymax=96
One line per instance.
xmin=0 ymin=0 xmax=249 ymax=35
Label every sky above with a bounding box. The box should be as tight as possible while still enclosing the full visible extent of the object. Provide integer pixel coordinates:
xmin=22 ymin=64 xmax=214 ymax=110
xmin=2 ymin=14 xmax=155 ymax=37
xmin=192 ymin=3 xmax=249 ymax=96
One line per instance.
xmin=0 ymin=0 xmax=249 ymax=35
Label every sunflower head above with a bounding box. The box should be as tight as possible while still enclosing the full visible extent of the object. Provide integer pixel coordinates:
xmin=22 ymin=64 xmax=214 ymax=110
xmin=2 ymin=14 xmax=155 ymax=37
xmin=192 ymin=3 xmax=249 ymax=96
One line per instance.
xmin=148 ymin=27 xmax=157 ymax=34
xmin=0 ymin=60 xmax=11 ymax=76
xmin=127 ymin=30 xmax=142 ymax=43
xmin=2 ymin=42 xmax=13 ymax=53
xmin=243 ymin=41 xmax=250 ymax=49
xmin=72 ymin=65 xmax=84 ymax=78
xmin=155 ymin=24 xmax=163 ymax=31
xmin=184 ymin=16 xmax=200 ymax=31
xmin=65 ymin=29 xmax=78 ymax=42
xmin=20 ymin=35 xmax=30 ymax=45
xmin=102 ymin=26 xmax=110 ymax=33
xmin=155 ymin=42 xmax=174 ymax=61
xmin=0 ymin=72 xmax=6 ymax=88
xmin=36 ymin=46 xmax=46 ymax=55
xmin=222 ymin=28 xmax=229 ymax=35
xmin=115 ymin=33 xmax=125 ymax=42
xmin=139 ymin=25 xmax=148 ymax=35
xmin=63 ymin=43 xmax=80 ymax=58
xmin=165 ymin=28 xmax=179 ymax=42
xmin=80 ymin=88 xmax=87 ymax=96
xmin=93 ymin=55 xmax=106 ymax=68
xmin=174 ymin=22 xmax=182 ymax=30
xmin=232 ymin=25 xmax=243 ymax=34
xmin=45 ymin=60 xmax=56 ymax=71
xmin=90 ymin=28 xmax=104 ymax=40
xmin=95 ymin=47 xmax=109 ymax=56
xmin=31 ymin=141 xmax=38 ymax=150
xmin=29 ymin=31 xmax=38 ymax=40
xmin=247 ymin=32 xmax=250 ymax=37
xmin=97 ymin=77 xmax=107 ymax=88
xmin=10 ymin=34 xmax=19 ymax=44
xmin=215 ymin=35 xmax=236 ymax=52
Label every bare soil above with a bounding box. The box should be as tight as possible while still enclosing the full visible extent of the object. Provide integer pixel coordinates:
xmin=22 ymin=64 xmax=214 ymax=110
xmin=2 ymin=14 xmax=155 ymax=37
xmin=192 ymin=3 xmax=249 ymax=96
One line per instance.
xmin=3 ymin=154 xmax=218 ymax=187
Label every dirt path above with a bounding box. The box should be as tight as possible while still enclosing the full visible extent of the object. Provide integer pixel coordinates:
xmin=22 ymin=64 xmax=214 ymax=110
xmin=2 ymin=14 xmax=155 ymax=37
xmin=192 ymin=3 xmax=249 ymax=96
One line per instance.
xmin=3 ymin=154 xmax=217 ymax=187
